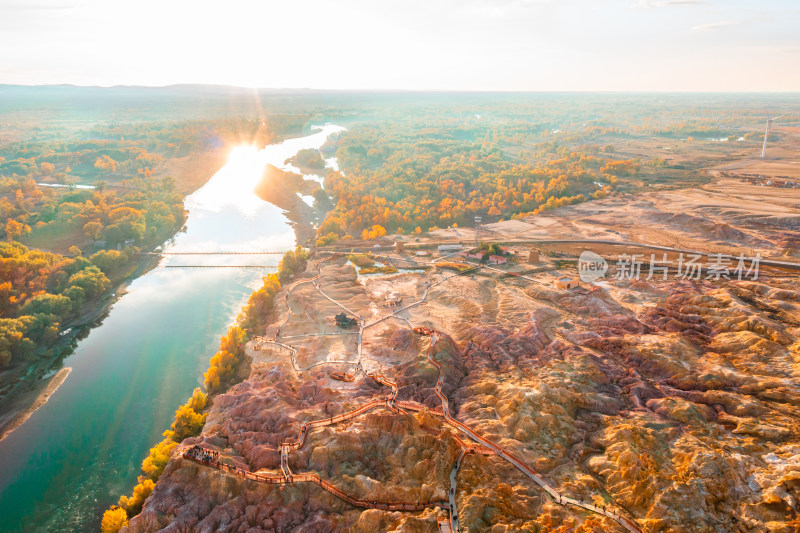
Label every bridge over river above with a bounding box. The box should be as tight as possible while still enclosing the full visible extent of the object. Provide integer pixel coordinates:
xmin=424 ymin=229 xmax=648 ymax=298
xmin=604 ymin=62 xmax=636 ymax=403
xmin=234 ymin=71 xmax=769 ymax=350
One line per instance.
xmin=139 ymin=249 xmax=294 ymax=267
xmin=139 ymin=249 xmax=292 ymax=255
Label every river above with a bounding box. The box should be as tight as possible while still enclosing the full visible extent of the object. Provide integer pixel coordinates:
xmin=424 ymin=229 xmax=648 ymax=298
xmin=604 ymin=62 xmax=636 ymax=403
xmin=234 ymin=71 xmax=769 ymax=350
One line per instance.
xmin=0 ymin=124 xmax=343 ymax=532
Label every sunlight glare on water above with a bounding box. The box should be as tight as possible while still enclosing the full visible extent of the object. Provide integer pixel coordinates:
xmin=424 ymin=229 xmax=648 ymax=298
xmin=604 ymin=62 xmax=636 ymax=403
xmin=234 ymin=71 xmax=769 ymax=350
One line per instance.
xmin=187 ymin=144 xmax=267 ymax=216
xmin=187 ymin=125 xmax=346 ymax=219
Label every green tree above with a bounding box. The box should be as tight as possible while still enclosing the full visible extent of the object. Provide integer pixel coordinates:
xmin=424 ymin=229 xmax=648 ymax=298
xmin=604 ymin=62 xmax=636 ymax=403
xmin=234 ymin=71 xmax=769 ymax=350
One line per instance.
xmin=83 ymin=221 xmax=103 ymax=241
xmin=20 ymin=294 xmax=73 ymax=319
xmin=90 ymin=250 xmax=129 ymax=276
xmin=62 ymin=285 xmax=86 ymax=311
xmin=65 ymin=267 xmax=109 ymax=300
xmin=0 ymin=319 xmax=34 ymax=367
xmin=277 ymin=246 xmax=308 ymax=283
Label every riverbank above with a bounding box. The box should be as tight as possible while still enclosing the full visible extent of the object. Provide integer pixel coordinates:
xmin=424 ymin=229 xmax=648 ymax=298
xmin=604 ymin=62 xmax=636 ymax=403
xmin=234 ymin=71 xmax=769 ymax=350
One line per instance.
xmin=0 ymin=146 xmax=230 ymax=443
xmin=0 ymin=252 xmax=163 ymax=443
xmin=0 ymin=124 xmax=341 ymax=533
xmin=254 ymin=165 xmax=322 ymax=248
xmin=0 ymin=367 xmax=71 ymax=442
xmin=103 ymin=249 xmax=310 ymax=531
xmin=165 ymin=149 xmax=230 ymax=196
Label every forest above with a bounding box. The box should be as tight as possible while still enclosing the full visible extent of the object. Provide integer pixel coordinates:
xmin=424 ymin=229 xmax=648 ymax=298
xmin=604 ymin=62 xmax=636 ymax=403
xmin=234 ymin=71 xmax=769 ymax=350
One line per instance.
xmin=1 ymin=174 xmax=184 ymax=248
xmin=316 ymin=121 xmax=637 ymax=241
xmin=312 ymin=92 xmax=797 ymax=243
xmin=0 ymin=116 xmax=309 ymax=192
xmin=0 ymin=163 xmax=187 ymax=369
xmin=0 ymin=242 xmax=109 ymax=367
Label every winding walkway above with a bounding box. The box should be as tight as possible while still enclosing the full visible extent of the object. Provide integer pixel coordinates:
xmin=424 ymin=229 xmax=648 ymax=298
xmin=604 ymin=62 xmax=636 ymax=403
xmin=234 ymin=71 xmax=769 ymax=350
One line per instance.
xmin=201 ymin=254 xmax=642 ymax=531
xmin=254 ymin=254 xmax=370 ymax=373
xmin=424 ymin=332 xmax=642 ymax=533
xmin=184 ymin=369 xmax=448 ymax=514
xmin=270 ymin=256 xmax=335 ymax=341
xmin=184 ymin=453 xmax=447 ymax=512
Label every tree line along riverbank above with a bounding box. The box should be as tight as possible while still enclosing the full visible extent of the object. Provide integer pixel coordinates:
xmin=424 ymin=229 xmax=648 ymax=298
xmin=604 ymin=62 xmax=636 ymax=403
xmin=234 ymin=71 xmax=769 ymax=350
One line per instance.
xmin=101 ymin=247 xmax=309 ymax=533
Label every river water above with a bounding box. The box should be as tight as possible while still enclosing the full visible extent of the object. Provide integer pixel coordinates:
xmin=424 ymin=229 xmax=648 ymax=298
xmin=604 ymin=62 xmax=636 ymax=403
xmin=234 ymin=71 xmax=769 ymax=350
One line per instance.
xmin=0 ymin=125 xmax=343 ymax=532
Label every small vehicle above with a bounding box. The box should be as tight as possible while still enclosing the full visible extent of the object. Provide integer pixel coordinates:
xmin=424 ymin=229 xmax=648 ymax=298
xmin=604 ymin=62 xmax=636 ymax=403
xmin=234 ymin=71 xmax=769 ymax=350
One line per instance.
xmin=413 ymin=326 xmax=434 ymax=336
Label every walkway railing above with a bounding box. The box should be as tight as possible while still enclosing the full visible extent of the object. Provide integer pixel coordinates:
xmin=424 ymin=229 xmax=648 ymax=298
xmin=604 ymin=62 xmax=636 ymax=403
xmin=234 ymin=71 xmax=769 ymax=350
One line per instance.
xmin=183 ymin=453 xmax=447 ymax=512
xmin=424 ymin=333 xmax=642 ymax=533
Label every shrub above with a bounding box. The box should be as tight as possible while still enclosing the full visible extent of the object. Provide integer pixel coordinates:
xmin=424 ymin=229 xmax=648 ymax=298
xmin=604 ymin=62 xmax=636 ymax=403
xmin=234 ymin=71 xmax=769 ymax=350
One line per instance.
xmin=237 ymin=273 xmax=281 ymax=334
xmin=117 ymin=478 xmax=154 ymax=516
xmin=100 ymin=507 xmax=128 ymax=533
xmin=316 ymin=232 xmax=338 ymax=246
xmin=277 ymin=246 xmax=308 ymax=283
xmin=358 ymin=266 xmax=398 ymax=275
xmin=347 ymin=253 xmax=375 ymax=268
xmin=140 ymin=438 xmax=178 ymax=480
xmin=203 ymin=325 xmax=246 ymax=395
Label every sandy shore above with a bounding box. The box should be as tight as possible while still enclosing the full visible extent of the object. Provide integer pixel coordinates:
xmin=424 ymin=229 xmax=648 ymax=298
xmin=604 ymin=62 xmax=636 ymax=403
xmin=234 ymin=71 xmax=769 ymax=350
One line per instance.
xmin=0 ymin=367 xmax=71 ymax=443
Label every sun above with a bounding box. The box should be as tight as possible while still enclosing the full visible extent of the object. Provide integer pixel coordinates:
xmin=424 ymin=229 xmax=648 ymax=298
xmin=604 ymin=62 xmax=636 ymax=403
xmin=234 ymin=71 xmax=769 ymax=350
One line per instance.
xmin=226 ymin=145 xmax=261 ymax=170
xmin=185 ymin=144 xmax=268 ymax=214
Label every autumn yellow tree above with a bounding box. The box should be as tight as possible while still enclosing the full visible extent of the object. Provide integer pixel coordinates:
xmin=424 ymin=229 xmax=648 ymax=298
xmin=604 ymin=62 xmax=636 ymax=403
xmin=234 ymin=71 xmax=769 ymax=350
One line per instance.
xmin=277 ymin=246 xmax=308 ymax=283
xmin=186 ymin=386 xmax=207 ymax=411
xmin=162 ymin=388 xmax=207 ymax=441
xmin=140 ymin=438 xmax=178 ymax=480
xmin=82 ymin=221 xmax=102 ymax=240
xmin=94 ymin=155 xmax=118 ymax=173
xmin=5 ymin=219 xmax=31 ymax=240
xmin=118 ymin=477 xmax=154 ymax=515
xmin=164 ymin=403 xmax=206 ymax=442
xmin=238 ymin=273 xmax=281 ymax=333
xmin=100 ymin=507 xmax=128 ymax=533
xmin=203 ymin=325 xmax=246 ymax=394
xmin=361 ymin=224 xmax=387 ymax=240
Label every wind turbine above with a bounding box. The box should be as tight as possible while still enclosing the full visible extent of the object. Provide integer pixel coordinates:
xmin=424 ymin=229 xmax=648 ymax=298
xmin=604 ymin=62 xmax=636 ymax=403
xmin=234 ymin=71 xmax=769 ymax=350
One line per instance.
xmin=761 ymin=114 xmax=784 ymax=158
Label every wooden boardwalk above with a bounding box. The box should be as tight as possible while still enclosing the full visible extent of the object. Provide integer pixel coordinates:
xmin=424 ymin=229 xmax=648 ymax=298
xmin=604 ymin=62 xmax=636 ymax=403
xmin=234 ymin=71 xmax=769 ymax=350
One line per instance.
xmin=184 ymin=453 xmax=447 ymax=512
xmin=186 ymin=253 xmax=643 ymax=532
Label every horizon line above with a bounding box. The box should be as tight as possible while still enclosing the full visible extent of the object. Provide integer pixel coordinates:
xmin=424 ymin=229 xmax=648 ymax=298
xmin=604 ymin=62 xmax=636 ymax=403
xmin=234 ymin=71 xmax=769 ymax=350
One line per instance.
xmin=1 ymin=83 xmax=799 ymax=95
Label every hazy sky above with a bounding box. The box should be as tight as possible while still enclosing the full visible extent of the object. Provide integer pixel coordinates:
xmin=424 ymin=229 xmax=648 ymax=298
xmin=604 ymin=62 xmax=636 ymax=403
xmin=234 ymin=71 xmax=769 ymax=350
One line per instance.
xmin=1 ymin=0 xmax=798 ymax=91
